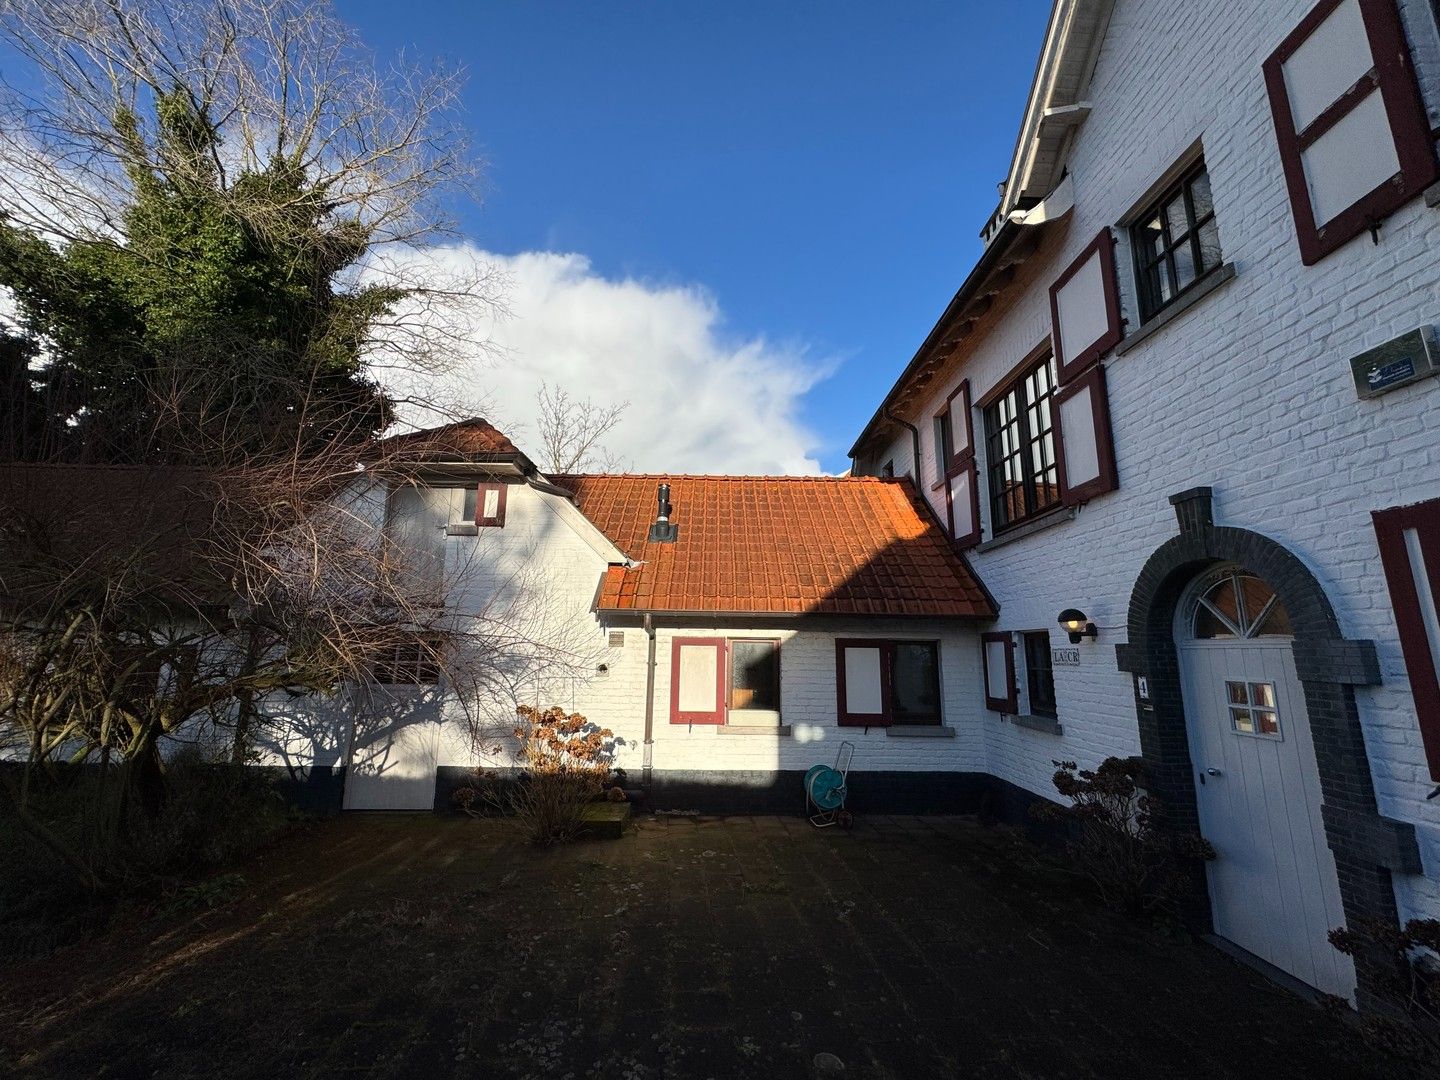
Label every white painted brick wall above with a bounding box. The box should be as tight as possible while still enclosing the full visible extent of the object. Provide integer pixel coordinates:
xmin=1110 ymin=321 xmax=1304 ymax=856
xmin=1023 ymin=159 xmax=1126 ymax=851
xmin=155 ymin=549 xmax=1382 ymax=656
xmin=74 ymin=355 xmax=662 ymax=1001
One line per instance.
xmin=865 ymin=0 xmax=1440 ymax=923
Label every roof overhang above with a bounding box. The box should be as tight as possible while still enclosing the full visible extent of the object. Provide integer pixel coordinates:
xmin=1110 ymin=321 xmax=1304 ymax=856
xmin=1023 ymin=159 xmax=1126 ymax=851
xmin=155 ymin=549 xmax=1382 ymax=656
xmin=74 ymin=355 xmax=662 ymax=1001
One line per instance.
xmin=848 ymin=0 xmax=1113 ymax=461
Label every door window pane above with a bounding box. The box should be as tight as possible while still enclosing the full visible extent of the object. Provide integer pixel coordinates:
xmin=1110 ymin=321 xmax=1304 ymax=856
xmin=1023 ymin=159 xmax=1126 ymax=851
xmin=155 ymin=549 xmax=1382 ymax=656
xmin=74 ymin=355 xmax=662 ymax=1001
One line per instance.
xmin=891 ymin=642 xmax=940 ymax=724
xmin=730 ymin=640 xmax=779 ymax=711
xmin=1225 ymin=679 xmax=1282 ymax=739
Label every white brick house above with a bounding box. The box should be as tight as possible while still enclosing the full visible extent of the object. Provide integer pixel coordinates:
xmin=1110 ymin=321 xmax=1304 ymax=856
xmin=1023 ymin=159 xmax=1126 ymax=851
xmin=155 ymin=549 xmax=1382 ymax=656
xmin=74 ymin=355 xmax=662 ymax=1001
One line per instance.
xmin=847 ymin=0 xmax=1440 ymax=1001
xmin=272 ymin=421 xmax=999 ymax=819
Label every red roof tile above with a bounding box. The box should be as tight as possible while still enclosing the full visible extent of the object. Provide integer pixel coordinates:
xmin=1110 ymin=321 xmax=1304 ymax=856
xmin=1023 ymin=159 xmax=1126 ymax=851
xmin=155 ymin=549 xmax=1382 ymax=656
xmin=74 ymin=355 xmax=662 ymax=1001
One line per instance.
xmin=552 ymin=474 xmax=995 ymax=618
xmin=383 ymin=418 xmax=522 ymax=458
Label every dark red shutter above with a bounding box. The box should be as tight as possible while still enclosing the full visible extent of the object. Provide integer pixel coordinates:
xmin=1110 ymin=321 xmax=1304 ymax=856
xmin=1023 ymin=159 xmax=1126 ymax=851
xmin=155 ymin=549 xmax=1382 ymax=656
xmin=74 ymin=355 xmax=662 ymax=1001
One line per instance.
xmin=1049 ymin=229 xmax=1123 ymax=385
xmin=981 ymin=632 xmax=1017 ymax=713
xmin=836 ymin=639 xmax=892 ymax=726
xmin=477 ymin=482 xmax=508 ymax=527
xmin=670 ymin=637 xmax=726 ymax=724
xmin=1053 ymin=364 xmax=1119 ymax=506
xmin=943 ymin=380 xmax=974 ymax=474
xmin=942 ymin=380 xmax=982 ymax=548
xmin=1373 ymin=498 xmax=1440 ymax=781
xmin=1264 ymin=0 xmax=1438 ymax=265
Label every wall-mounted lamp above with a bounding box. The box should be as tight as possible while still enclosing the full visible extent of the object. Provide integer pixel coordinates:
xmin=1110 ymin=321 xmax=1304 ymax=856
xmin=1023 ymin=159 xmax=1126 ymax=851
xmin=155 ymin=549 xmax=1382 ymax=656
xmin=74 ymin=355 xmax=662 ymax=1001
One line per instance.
xmin=1058 ymin=608 xmax=1098 ymax=644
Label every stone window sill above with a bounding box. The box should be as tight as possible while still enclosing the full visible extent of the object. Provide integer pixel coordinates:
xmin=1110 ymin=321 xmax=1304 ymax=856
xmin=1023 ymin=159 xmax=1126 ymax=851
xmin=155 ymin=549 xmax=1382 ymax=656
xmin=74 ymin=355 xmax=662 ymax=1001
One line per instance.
xmin=1114 ymin=262 xmax=1236 ymax=357
xmin=1007 ymin=713 xmax=1063 ymax=736
xmin=977 ymin=506 xmax=1075 ymax=553
xmin=717 ymin=724 xmax=792 ymax=736
xmin=886 ymin=725 xmax=956 ymax=738
xmin=445 ymin=523 xmax=479 ymax=536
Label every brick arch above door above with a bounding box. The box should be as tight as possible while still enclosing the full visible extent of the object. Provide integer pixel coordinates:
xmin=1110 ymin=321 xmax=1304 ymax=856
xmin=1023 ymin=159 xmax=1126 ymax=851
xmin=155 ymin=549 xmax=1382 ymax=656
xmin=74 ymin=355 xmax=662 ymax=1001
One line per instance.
xmin=1114 ymin=487 xmax=1420 ymax=1003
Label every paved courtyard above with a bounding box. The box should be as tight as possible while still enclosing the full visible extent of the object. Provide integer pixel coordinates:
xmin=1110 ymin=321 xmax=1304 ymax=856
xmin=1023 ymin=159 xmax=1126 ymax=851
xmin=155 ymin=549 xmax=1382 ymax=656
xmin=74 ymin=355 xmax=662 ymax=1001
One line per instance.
xmin=0 ymin=813 xmax=1422 ymax=1079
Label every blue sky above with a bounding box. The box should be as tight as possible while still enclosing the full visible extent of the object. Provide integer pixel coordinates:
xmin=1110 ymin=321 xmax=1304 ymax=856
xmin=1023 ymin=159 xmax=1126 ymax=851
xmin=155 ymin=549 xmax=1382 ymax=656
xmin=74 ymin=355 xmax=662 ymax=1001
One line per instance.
xmin=339 ymin=1 xmax=1053 ymax=472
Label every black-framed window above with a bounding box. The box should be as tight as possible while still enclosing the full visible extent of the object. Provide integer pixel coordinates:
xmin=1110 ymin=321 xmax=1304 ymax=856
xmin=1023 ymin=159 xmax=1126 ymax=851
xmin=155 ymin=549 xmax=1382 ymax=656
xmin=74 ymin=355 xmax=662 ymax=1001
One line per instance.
xmin=1022 ymin=631 xmax=1057 ymax=719
xmin=1130 ymin=161 xmax=1222 ymax=323
xmin=932 ymin=412 xmax=953 ymax=474
xmin=729 ymin=638 xmax=780 ymax=712
xmin=983 ymin=354 xmax=1059 ymax=532
xmin=880 ymin=459 xmax=894 ymax=478
xmin=374 ymin=634 xmax=444 ymax=685
xmin=891 ymin=641 xmax=941 ymax=725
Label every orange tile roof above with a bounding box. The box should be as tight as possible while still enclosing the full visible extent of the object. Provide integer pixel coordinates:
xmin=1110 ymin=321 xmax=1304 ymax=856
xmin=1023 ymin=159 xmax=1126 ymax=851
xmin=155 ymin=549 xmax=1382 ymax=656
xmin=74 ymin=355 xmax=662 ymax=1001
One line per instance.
xmin=552 ymin=474 xmax=995 ymax=618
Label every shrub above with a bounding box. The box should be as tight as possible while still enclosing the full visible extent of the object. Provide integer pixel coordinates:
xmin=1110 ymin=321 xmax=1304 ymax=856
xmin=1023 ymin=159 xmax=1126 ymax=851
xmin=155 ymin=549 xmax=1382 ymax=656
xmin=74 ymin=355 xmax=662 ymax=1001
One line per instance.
xmin=1324 ymin=917 xmax=1440 ymax=1057
xmin=465 ymin=706 xmax=619 ymax=846
xmin=1032 ymin=757 xmax=1213 ymax=919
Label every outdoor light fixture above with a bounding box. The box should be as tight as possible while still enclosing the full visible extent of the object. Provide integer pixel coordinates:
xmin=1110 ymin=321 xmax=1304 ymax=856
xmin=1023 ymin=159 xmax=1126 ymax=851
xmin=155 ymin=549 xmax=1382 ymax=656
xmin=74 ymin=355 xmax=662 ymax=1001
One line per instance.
xmin=1058 ymin=608 xmax=1098 ymax=644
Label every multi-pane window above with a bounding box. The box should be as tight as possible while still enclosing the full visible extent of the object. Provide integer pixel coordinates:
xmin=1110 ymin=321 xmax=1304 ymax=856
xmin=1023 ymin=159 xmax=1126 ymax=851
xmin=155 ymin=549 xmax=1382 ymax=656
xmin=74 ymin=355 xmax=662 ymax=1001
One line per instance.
xmin=729 ymin=639 xmax=780 ymax=712
xmin=1022 ymin=632 xmax=1057 ymax=719
xmin=1131 ymin=161 xmax=1222 ymax=322
xmin=1226 ymin=680 xmax=1281 ymax=738
xmin=983 ymin=354 xmax=1060 ymax=531
xmin=891 ymin=642 xmax=941 ymax=725
xmin=373 ymin=634 xmax=444 ymax=685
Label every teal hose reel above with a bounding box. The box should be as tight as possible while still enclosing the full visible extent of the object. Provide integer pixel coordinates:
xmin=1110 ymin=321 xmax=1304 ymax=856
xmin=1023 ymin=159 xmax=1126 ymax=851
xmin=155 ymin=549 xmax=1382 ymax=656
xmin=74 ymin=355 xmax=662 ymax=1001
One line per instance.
xmin=805 ymin=741 xmax=855 ymax=828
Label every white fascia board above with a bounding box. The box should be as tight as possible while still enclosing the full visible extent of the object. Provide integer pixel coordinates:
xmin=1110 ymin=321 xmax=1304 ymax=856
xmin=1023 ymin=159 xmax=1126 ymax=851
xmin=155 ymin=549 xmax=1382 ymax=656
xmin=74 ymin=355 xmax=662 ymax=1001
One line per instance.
xmin=532 ymin=487 xmax=630 ymax=565
xmin=995 ymin=0 xmax=1114 ymax=223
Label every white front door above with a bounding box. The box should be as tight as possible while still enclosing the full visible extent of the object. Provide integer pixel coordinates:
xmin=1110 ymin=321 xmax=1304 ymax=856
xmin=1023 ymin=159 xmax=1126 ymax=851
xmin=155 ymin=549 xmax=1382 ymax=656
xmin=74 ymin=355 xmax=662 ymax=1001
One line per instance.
xmin=1177 ymin=568 xmax=1354 ymax=998
xmin=343 ymin=699 xmax=441 ymax=811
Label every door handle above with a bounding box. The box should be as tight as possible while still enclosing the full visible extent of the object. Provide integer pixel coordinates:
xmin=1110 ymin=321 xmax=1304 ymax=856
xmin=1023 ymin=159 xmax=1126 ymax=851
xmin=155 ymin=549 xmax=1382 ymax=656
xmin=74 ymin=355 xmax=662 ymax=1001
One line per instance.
xmin=1205 ymin=767 xmax=1222 ymax=777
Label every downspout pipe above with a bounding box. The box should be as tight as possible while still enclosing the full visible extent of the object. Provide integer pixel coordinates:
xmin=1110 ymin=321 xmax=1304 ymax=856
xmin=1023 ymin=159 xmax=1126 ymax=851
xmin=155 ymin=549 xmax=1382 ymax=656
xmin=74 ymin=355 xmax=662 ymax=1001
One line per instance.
xmin=883 ymin=403 xmax=924 ymax=485
xmin=641 ymin=612 xmax=656 ymax=789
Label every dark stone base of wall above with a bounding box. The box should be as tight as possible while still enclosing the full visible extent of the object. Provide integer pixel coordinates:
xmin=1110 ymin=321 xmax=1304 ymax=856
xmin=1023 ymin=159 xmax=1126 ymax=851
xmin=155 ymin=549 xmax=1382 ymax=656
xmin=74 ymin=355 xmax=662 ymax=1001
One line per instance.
xmin=437 ymin=765 xmax=1000 ymax=817
xmin=264 ymin=765 xmax=346 ymax=816
xmin=646 ymin=769 xmax=993 ymax=815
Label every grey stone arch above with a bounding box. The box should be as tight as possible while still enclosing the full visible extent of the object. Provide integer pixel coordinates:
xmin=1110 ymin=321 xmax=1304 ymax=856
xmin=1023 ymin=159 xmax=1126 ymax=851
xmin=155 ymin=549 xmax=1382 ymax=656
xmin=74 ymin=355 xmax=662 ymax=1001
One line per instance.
xmin=1114 ymin=488 xmax=1420 ymax=994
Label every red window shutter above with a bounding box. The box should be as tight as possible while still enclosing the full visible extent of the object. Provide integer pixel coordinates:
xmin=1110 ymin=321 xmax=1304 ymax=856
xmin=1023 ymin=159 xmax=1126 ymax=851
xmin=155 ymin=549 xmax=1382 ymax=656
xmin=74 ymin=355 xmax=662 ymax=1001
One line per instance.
xmin=1373 ymin=498 xmax=1440 ymax=781
xmin=945 ymin=456 xmax=982 ymax=549
xmin=1053 ymin=364 xmax=1119 ymax=507
xmin=939 ymin=380 xmax=981 ymax=548
xmin=1049 ymin=229 xmax=1124 ymax=385
xmin=670 ymin=637 xmax=726 ymax=724
xmin=981 ymin=632 xmax=1017 ymax=713
xmin=943 ymin=380 xmax=974 ymax=475
xmin=1264 ymin=0 xmax=1438 ymax=266
xmin=476 ymin=483 xmax=508 ymax=527
xmin=836 ymin=639 xmax=892 ymax=726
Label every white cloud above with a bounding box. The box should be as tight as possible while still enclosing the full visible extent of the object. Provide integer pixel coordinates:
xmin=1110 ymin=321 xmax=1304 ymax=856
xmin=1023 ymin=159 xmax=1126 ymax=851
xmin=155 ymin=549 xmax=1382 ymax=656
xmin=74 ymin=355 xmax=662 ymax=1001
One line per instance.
xmin=375 ymin=245 xmax=831 ymax=475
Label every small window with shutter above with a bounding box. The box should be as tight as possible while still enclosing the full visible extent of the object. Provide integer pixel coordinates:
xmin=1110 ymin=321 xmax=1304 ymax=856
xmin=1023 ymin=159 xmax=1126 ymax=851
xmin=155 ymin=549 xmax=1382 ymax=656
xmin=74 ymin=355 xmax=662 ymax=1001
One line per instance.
xmin=835 ymin=639 xmax=943 ymax=727
xmin=670 ymin=637 xmax=726 ymax=724
xmin=981 ymin=632 xmax=1018 ymax=713
xmin=1263 ymin=0 xmax=1438 ymax=265
xmin=476 ymin=482 xmax=507 ymax=528
xmin=1373 ymin=497 xmax=1440 ymax=781
xmin=940 ymin=379 xmax=981 ymax=549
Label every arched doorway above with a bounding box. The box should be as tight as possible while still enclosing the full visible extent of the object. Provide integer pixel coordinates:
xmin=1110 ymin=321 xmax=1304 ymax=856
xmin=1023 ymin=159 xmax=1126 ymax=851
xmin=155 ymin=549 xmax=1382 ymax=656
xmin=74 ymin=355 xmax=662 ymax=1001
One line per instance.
xmin=1116 ymin=487 xmax=1421 ymax=1008
xmin=1175 ymin=565 xmax=1352 ymax=996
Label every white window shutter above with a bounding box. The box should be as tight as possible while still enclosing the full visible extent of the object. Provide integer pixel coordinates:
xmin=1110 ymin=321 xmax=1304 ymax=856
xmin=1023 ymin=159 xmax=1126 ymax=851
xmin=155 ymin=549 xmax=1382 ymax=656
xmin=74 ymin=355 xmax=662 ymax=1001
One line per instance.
xmin=1054 ymin=364 xmax=1119 ymax=506
xmin=1049 ymin=230 xmax=1123 ymax=384
xmin=1264 ymin=0 xmax=1438 ymax=265
xmin=837 ymin=640 xmax=891 ymax=726
xmin=670 ymin=638 xmax=725 ymax=724
xmin=1373 ymin=499 xmax=1440 ymax=781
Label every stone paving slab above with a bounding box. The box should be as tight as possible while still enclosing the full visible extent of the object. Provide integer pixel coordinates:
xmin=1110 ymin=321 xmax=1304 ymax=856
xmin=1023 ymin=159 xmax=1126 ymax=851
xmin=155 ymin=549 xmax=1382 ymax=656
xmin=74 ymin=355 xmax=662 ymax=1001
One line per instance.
xmin=0 ymin=812 xmax=1428 ymax=1080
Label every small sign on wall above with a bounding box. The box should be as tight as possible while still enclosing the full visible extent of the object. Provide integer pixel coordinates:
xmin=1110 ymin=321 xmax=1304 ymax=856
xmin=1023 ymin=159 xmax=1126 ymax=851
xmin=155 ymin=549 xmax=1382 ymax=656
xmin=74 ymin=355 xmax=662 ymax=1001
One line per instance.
xmin=1349 ymin=326 xmax=1438 ymax=399
xmin=1051 ymin=647 xmax=1081 ymax=667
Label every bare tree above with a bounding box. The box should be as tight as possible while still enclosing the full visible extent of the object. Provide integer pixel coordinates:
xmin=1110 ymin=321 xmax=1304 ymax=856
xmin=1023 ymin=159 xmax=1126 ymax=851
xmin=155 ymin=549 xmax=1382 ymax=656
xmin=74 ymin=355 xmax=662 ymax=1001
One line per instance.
xmin=534 ymin=381 xmax=629 ymax=474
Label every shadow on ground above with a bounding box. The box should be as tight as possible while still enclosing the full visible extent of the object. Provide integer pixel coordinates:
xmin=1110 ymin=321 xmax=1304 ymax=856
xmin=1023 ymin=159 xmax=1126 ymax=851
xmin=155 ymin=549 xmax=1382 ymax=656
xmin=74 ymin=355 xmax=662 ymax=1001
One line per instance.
xmin=0 ymin=813 xmax=1423 ymax=1080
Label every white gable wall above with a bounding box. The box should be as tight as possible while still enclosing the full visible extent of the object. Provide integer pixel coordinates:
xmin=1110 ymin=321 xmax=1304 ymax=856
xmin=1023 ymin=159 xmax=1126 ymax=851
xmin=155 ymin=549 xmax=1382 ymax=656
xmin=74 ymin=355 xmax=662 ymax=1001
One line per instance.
xmin=864 ymin=0 xmax=1440 ymax=923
